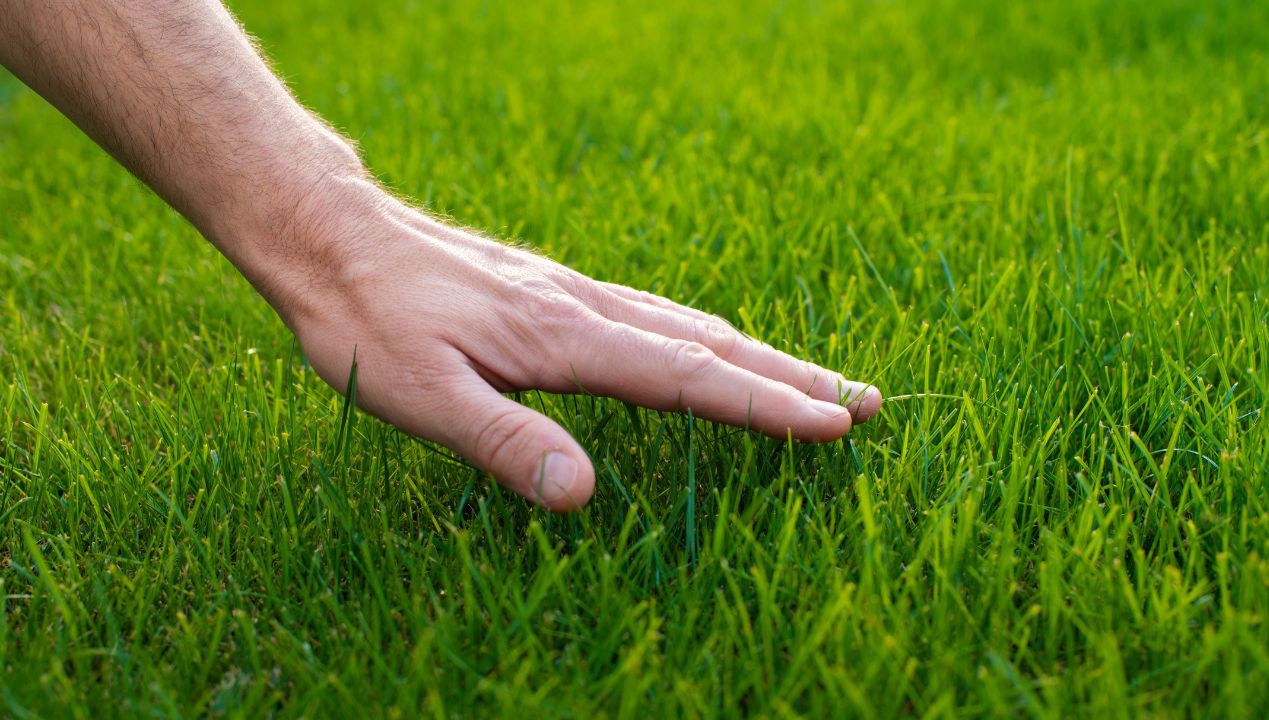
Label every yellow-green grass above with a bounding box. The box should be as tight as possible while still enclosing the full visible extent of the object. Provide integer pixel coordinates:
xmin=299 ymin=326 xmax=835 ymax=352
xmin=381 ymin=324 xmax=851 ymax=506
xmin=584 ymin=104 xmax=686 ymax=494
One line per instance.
xmin=1 ymin=0 xmax=1266 ymax=716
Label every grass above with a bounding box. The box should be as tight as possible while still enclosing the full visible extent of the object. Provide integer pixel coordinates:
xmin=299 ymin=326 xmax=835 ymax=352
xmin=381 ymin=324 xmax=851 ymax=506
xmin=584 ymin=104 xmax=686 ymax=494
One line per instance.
xmin=1 ymin=0 xmax=1267 ymax=716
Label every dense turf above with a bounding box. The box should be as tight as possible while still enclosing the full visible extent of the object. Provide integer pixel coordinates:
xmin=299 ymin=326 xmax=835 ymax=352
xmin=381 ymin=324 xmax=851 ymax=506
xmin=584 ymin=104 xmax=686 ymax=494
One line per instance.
xmin=2 ymin=0 xmax=1267 ymax=716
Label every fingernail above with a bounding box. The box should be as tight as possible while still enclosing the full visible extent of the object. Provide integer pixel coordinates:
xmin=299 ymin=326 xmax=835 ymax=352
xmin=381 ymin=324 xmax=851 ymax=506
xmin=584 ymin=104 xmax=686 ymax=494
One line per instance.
xmin=810 ymin=398 xmax=851 ymax=419
xmin=538 ymin=451 xmax=579 ymax=505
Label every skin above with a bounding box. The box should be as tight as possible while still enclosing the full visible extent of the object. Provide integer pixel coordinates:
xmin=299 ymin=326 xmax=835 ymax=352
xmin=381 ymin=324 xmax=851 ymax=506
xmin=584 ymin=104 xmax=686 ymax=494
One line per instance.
xmin=0 ymin=0 xmax=882 ymax=511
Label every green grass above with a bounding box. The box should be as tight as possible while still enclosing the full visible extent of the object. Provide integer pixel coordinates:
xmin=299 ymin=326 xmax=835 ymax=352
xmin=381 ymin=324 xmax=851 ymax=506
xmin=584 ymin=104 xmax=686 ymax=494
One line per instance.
xmin=2 ymin=0 xmax=1267 ymax=716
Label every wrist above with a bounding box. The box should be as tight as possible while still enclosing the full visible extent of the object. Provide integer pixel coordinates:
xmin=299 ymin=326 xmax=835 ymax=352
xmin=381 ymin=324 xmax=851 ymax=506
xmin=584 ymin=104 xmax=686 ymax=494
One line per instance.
xmin=208 ymin=142 xmax=389 ymax=327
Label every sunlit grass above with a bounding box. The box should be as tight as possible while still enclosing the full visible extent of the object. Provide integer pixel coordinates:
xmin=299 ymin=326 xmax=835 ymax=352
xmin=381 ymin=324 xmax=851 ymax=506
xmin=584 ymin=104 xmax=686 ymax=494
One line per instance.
xmin=1 ymin=0 xmax=1266 ymax=715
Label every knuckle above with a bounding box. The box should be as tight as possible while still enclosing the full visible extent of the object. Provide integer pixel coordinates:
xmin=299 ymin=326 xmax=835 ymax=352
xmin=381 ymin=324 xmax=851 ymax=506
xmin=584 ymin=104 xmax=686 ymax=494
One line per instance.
xmin=523 ymin=286 xmax=590 ymax=332
xmin=502 ymin=276 xmax=594 ymax=338
xmin=551 ymin=267 xmax=594 ymax=297
xmin=666 ymin=339 xmax=718 ymax=380
xmin=573 ymin=281 xmax=620 ymax=319
xmin=698 ymin=318 xmax=740 ymax=358
xmin=470 ymin=408 xmax=536 ymax=470
xmin=495 ymin=278 xmax=595 ymax=381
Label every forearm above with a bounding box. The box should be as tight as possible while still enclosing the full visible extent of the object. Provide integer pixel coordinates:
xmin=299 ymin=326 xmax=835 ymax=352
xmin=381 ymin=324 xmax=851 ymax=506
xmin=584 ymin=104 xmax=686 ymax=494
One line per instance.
xmin=0 ymin=0 xmax=366 ymax=314
xmin=0 ymin=0 xmax=882 ymax=510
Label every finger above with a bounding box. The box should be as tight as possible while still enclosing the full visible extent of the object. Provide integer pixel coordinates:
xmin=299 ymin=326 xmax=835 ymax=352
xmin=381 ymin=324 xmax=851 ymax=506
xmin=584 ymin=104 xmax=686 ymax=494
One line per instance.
xmin=422 ymin=363 xmax=596 ymax=512
xmin=563 ymin=321 xmax=854 ymax=442
xmin=594 ymin=290 xmax=883 ymax=423
xmin=598 ymin=281 xmax=720 ymax=323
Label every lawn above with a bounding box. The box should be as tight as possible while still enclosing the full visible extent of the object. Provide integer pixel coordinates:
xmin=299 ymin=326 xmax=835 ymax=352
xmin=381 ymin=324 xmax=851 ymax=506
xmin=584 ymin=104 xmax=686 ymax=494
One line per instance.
xmin=1 ymin=0 xmax=1267 ymax=716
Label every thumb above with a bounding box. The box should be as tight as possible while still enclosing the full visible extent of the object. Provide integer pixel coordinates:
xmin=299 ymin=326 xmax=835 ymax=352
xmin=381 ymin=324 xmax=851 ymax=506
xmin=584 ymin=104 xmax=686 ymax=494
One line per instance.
xmin=434 ymin=367 xmax=595 ymax=511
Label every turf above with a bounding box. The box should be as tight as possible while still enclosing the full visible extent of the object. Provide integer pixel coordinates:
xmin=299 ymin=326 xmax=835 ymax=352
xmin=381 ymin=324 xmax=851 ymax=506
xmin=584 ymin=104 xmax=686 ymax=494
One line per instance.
xmin=1 ymin=0 xmax=1267 ymax=716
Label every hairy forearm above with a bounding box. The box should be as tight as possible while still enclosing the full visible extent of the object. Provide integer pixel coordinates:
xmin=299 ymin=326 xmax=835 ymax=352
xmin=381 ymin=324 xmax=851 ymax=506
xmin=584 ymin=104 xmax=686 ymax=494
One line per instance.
xmin=0 ymin=0 xmax=367 ymax=313
xmin=0 ymin=0 xmax=882 ymax=510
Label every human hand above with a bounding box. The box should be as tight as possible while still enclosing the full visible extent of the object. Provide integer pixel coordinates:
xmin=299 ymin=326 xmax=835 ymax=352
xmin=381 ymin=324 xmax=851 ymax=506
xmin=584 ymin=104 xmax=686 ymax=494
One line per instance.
xmin=0 ymin=0 xmax=879 ymax=511
xmin=269 ymin=178 xmax=882 ymax=511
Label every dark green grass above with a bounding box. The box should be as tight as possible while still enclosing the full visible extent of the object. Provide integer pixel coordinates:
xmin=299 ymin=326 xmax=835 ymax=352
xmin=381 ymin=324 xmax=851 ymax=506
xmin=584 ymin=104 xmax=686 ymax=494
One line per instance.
xmin=2 ymin=0 xmax=1267 ymax=716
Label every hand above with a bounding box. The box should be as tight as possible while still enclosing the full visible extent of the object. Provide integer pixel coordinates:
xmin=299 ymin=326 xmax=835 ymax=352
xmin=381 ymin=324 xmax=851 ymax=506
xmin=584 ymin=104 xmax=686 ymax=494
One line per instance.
xmin=273 ymin=178 xmax=883 ymax=511
xmin=0 ymin=0 xmax=881 ymax=511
